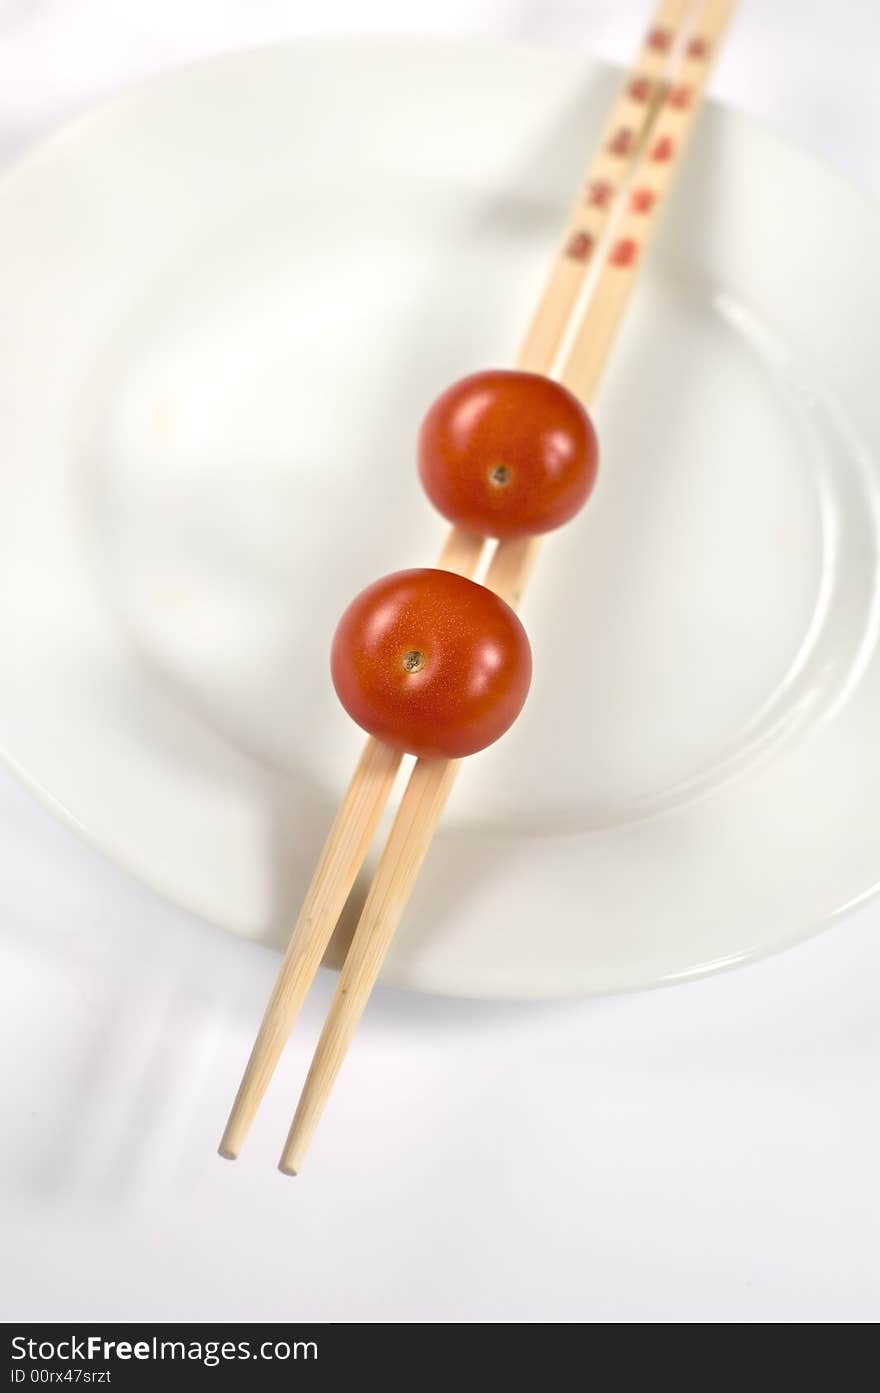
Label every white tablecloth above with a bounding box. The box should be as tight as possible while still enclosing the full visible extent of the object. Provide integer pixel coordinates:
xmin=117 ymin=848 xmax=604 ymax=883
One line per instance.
xmin=2 ymin=0 xmax=878 ymax=1323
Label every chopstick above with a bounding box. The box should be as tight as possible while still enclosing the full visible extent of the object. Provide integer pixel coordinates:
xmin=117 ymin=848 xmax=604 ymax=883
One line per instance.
xmin=518 ymin=0 xmax=691 ymax=373
xmin=218 ymin=552 xmax=477 ymax=1161
xmin=561 ymin=6 xmax=737 ymax=399
xmin=219 ymin=0 xmax=694 ymax=1165
xmin=218 ymin=0 xmax=712 ymax=1166
xmin=277 ymin=0 xmax=738 ymax=1175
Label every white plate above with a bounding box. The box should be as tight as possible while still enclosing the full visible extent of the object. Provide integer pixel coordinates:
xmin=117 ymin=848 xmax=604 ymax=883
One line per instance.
xmin=1 ymin=37 xmax=878 ymax=998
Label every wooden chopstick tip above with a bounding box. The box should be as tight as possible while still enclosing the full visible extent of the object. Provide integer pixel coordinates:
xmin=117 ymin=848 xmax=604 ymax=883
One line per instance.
xmin=279 ymin=1131 xmax=306 ymax=1176
xmin=218 ymin=1116 xmax=245 ymax=1159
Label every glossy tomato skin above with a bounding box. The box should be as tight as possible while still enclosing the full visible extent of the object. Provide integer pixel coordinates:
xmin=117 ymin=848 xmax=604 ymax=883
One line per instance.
xmin=418 ymin=369 xmax=598 ymax=539
xmin=331 ymin=568 xmax=532 ymax=759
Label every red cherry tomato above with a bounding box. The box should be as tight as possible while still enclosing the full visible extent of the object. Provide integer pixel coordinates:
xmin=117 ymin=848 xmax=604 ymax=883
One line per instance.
xmin=418 ymin=369 xmax=598 ymax=539
xmin=331 ymin=568 xmax=532 ymax=758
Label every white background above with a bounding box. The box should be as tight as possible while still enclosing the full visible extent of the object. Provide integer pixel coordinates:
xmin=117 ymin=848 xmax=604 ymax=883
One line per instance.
xmin=2 ymin=0 xmax=879 ymax=1323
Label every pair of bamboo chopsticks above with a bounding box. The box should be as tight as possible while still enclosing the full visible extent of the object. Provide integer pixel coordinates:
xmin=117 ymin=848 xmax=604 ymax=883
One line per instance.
xmin=220 ymin=0 xmax=737 ymax=1174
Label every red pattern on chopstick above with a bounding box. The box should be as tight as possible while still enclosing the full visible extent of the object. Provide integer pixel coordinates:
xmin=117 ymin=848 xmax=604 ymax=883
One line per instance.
xmin=630 ymin=187 xmax=656 ymax=214
xmin=628 ymin=76 xmax=654 ymax=103
xmin=610 ymin=238 xmax=639 ymax=268
xmin=565 ymin=231 xmax=594 ymax=262
xmin=608 ymin=127 xmax=635 ymax=156
xmin=647 ymin=27 xmax=673 ymax=51
xmin=586 ymin=178 xmax=614 ymax=207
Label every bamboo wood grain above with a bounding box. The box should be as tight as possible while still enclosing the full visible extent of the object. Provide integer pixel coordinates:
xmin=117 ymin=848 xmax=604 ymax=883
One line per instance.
xmin=279 ymin=756 xmax=460 ymax=1174
xmin=219 ymin=734 xmax=402 ymax=1159
xmin=219 ymin=0 xmax=692 ymax=1161
xmin=278 ymin=0 xmax=738 ymax=1175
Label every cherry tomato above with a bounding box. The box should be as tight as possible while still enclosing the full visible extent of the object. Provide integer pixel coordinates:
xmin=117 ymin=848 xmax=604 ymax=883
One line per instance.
xmin=418 ymin=369 xmax=598 ymax=539
xmin=331 ymin=568 xmax=532 ymax=758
